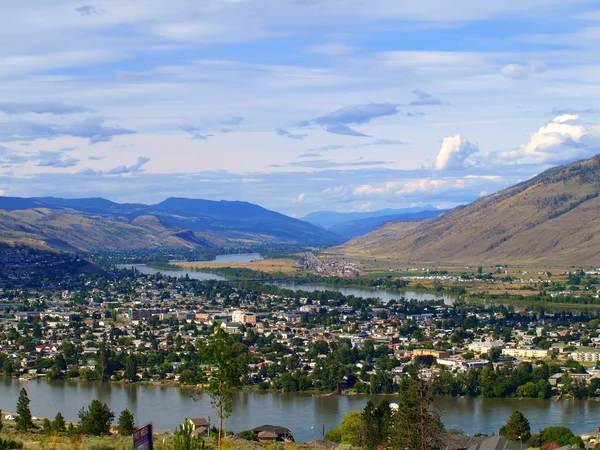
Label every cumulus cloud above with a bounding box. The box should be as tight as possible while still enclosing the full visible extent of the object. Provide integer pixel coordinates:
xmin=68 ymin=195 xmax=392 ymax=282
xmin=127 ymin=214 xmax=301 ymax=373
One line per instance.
xmin=435 ymin=134 xmax=479 ymax=170
xmin=298 ymin=102 xmax=399 ymax=136
xmin=0 ymin=102 xmax=94 ymax=115
xmin=276 ymin=128 xmax=307 ymax=140
xmin=501 ymin=61 xmax=547 ymax=79
xmin=106 ymin=156 xmax=150 ymax=175
xmin=499 ymin=114 xmax=593 ymax=162
xmin=409 ymin=90 xmax=443 ymax=106
xmin=0 ymin=117 xmax=135 ymax=143
xmin=399 ymin=179 xmax=446 ymax=194
xmin=179 ymin=125 xmax=211 ymax=140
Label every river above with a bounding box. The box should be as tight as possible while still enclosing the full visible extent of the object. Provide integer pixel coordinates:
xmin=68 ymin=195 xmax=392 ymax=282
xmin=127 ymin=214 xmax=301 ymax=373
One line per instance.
xmin=119 ymin=253 xmax=455 ymax=305
xmin=1 ymin=378 xmax=599 ymax=440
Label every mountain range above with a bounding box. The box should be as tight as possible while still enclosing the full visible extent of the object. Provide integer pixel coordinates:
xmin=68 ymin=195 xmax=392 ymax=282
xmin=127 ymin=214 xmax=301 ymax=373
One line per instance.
xmin=330 ymin=154 xmax=600 ymax=266
xmin=302 ymin=206 xmax=439 ymax=228
xmin=0 ymin=197 xmax=341 ymax=252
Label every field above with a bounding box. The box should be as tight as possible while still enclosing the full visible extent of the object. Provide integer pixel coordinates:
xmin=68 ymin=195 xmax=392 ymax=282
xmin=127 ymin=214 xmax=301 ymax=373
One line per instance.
xmin=173 ymin=258 xmax=304 ymax=275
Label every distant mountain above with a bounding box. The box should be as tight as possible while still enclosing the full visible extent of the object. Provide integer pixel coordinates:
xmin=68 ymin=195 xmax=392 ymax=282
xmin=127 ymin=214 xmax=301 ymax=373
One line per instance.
xmin=302 ymin=206 xmax=438 ymax=228
xmin=0 ymin=196 xmax=342 ymax=252
xmin=330 ymin=155 xmax=600 ymax=266
xmin=328 ymin=209 xmax=450 ymax=239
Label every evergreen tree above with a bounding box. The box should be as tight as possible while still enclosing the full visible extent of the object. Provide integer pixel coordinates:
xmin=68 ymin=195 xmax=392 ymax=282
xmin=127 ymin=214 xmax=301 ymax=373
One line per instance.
xmin=499 ymin=410 xmax=530 ymax=443
xmin=391 ymin=375 xmax=444 ymax=450
xmin=78 ymin=400 xmax=114 ymax=435
xmin=124 ymin=355 xmax=137 ymax=383
xmin=117 ymin=409 xmax=136 ymax=435
xmin=52 ymin=412 xmax=66 ymax=432
xmin=15 ymin=388 xmax=35 ymax=431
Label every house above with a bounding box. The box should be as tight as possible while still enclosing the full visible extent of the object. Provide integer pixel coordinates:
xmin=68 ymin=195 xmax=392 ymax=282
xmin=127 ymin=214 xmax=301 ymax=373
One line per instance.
xmin=466 ymin=435 xmax=521 ymax=450
xmin=187 ymin=418 xmax=210 ymax=436
xmin=250 ymin=424 xmax=294 ymax=442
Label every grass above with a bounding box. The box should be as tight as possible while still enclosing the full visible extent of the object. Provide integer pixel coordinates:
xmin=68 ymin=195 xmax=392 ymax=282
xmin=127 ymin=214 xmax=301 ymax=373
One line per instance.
xmin=173 ymin=258 xmax=303 ymax=275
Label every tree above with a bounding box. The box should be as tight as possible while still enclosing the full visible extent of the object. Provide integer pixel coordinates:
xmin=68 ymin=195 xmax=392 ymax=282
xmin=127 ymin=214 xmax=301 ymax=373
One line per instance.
xmin=52 ymin=412 xmax=66 ymax=432
xmin=15 ymin=388 xmax=35 ymax=431
xmin=391 ymin=375 xmax=445 ymax=450
xmin=200 ymin=329 xmax=248 ymax=450
xmin=0 ymin=409 xmax=3 ymax=433
xmin=540 ymin=426 xmax=583 ymax=447
xmin=117 ymin=409 xmax=136 ymax=435
xmin=125 ymin=355 xmax=137 ymax=383
xmin=78 ymin=400 xmax=114 ymax=435
xmin=339 ymin=411 xmax=362 ymax=446
xmin=172 ymin=420 xmax=205 ymax=450
xmin=499 ymin=410 xmax=530 ymax=443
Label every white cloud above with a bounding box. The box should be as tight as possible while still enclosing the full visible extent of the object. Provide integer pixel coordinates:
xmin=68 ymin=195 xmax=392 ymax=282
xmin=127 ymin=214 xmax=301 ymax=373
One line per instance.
xmin=353 ymin=184 xmax=384 ymax=196
xmin=293 ymin=192 xmax=305 ymax=203
xmin=435 ymin=134 xmax=479 ymax=170
xmin=399 ymin=179 xmax=446 ymax=194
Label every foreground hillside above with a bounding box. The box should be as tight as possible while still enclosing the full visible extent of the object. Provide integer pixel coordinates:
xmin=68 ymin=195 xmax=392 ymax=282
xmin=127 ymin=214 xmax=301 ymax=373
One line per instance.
xmin=331 ymin=155 xmax=600 ymax=266
xmin=0 ymin=197 xmax=341 ymax=252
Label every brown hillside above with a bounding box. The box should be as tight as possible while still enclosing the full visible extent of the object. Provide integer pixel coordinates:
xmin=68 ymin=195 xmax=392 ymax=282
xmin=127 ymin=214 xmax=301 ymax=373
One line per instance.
xmin=0 ymin=208 xmax=223 ymax=252
xmin=330 ymin=155 xmax=600 ymax=266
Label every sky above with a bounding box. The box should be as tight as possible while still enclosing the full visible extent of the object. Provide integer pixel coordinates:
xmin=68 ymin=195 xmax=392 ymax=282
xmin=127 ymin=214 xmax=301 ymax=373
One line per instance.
xmin=1 ymin=1 xmax=600 ymax=217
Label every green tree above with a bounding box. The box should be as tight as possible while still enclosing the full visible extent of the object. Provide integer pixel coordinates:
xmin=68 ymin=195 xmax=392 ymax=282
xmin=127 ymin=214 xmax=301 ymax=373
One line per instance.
xmin=172 ymin=420 xmax=205 ymax=450
xmin=540 ymin=425 xmax=583 ymax=447
xmin=391 ymin=376 xmax=445 ymax=450
xmin=117 ymin=409 xmax=136 ymax=436
xmin=200 ymin=329 xmax=248 ymax=450
xmin=339 ymin=411 xmax=362 ymax=446
xmin=52 ymin=412 xmax=66 ymax=432
xmin=15 ymin=388 xmax=35 ymax=431
xmin=0 ymin=409 xmax=3 ymax=433
xmin=124 ymin=355 xmax=137 ymax=383
xmin=78 ymin=400 xmax=114 ymax=435
xmin=499 ymin=410 xmax=530 ymax=443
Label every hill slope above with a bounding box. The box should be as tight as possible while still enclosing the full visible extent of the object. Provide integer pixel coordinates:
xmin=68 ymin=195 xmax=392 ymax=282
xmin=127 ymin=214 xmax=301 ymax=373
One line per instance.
xmin=331 ymin=155 xmax=600 ymax=266
xmin=329 ymin=209 xmax=449 ymax=239
xmin=0 ymin=197 xmax=342 ymax=252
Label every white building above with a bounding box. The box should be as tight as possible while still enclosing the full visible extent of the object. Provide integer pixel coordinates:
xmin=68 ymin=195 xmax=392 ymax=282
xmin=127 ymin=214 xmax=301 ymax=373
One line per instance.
xmin=502 ymin=348 xmax=550 ymax=359
xmin=571 ymin=349 xmax=600 ymax=362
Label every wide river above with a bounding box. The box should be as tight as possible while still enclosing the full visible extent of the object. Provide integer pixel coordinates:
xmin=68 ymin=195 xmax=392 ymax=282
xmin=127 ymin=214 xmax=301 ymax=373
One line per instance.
xmin=2 ymin=378 xmax=600 ymax=440
xmin=119 ymin=253 xmax=456 ymax=305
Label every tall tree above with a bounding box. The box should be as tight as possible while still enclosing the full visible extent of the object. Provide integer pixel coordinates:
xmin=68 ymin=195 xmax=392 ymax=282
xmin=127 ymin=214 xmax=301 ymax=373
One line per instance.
xmin=0 ymin=408 xmax=3 ymax=433
xmin=200 ymin=329 xmax=248 ymax=450
xmin=15 ymin=388 xmax=35 ymax=431
xmin=391 ymin=375 xmax=445 ymax=450
xmin=52 ymin=412 xmax=66 ymax=432
xmin=78 ymin=400 xmax=114 ymax=435
xmin=124 ymin=355 xmax=137 ymax=383
xmin=499 ymin=410 xmax=530 ymax=443
xmin=117 ymin=409 xmax=135 ymax=435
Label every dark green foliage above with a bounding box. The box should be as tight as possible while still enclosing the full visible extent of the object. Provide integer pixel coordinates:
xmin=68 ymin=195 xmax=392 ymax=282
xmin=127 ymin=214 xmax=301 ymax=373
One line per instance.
xmin=117 ymin=409 xmax=135 ymax=435
xmin=499 ymin=410 xmax=530 ymax=443
xmin=15 ymin=388 xmax=34 ymax=432
xmin=540 ymin=425 xmax=584 ymax=447
xmin=239 ymin=430 xmax=259 ymax=441
xmin=78 ymin=400 xmax=114 ymax=436
xmin=52 ymin=412 xmax=66 ymax=432
xmin=391 ymin=376 xmax=445 ymax=450
xmin=0 ymin=437 xmax=23 ymax=449
xmin=173 ymin=421 xmax=205 ymax=450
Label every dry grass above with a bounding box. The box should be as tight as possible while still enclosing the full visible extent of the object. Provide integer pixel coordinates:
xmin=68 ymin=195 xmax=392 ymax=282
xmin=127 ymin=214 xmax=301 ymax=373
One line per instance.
xmin=173 ymin=258 xmax=303 ymax=274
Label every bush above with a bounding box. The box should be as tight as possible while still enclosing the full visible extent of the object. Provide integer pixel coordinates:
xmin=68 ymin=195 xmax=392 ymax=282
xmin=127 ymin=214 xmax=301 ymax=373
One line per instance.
xmin=239 ymin=430 xmax=259 ymax=441
xmin=0 ymin=437 xmax=23 ymax=449
xmin=325 ymin=427 xmax=342 ymax=443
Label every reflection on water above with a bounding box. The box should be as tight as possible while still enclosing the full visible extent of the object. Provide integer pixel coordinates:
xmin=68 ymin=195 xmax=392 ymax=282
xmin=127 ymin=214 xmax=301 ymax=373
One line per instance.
xmin=2 ymin=378 xmax=600 ymax=441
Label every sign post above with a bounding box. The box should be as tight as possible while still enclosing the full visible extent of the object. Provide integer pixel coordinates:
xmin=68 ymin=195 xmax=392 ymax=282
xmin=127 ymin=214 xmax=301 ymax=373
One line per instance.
xmin=133 ymin=424 xmax=153 ymax=450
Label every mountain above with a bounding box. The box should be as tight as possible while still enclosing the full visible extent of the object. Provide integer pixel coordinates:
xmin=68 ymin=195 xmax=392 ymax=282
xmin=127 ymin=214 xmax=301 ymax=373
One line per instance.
xmin=0 ymin=196 xmax=342 ymax=252
xmin=328 ymin=209 xmax=450 ymax=239
xmin=330 ymin=155 xmax=600 ymax=266
xmin=302 ymin=206 xmax=438 ymax=228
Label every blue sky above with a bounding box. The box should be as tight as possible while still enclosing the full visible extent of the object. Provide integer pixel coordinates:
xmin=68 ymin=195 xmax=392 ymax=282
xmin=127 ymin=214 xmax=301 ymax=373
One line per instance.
xmin=1 ymin=0 xmax=600 ymax=216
